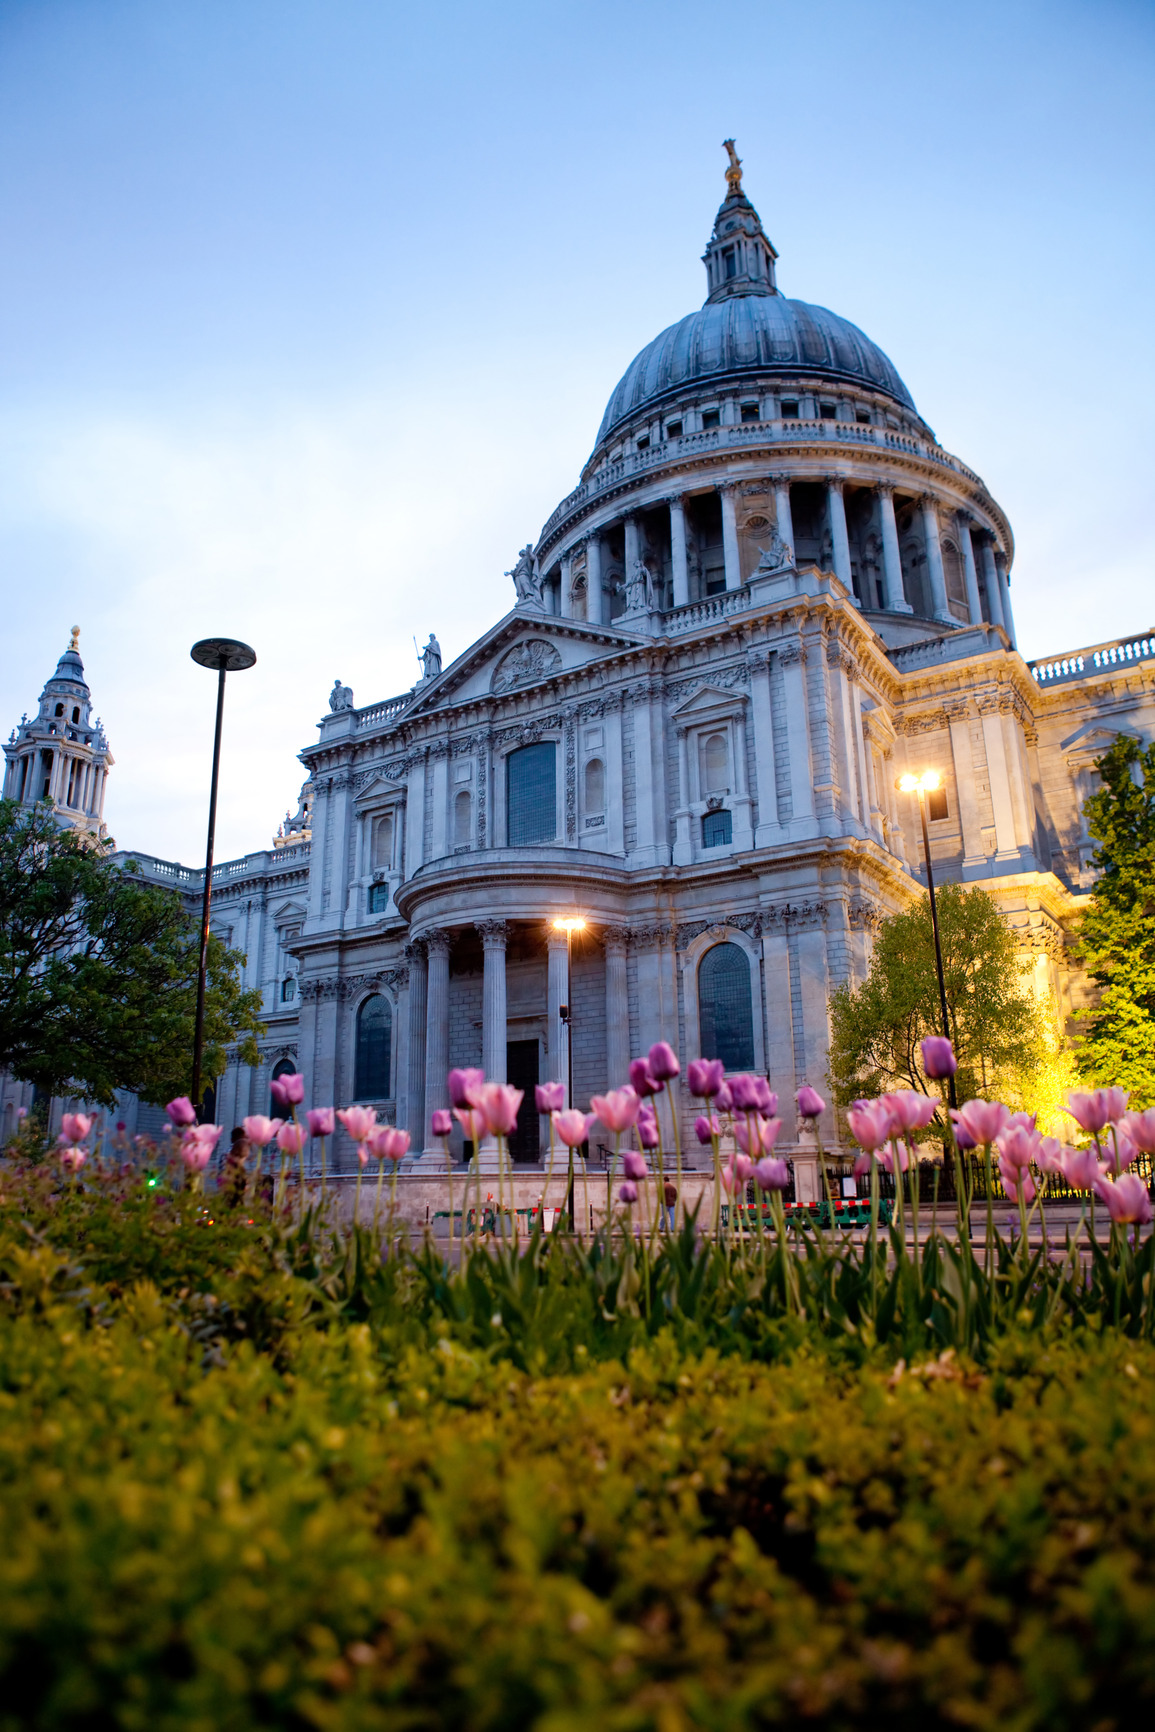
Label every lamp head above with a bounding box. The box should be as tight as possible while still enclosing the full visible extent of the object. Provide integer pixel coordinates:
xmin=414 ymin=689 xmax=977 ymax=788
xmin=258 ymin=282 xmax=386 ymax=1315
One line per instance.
xmin=552 ymin=917 xmax=586 ymax=934
xmin=898 ymin=770 xmax=941 ymax=795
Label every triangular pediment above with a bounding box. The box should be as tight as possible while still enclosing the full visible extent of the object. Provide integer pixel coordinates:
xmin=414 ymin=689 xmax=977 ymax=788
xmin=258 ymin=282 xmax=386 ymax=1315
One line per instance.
xmin=671 ymin=683 xmax=747 ymax=721
xmin=403 ymin=608 xmax=645 ymax=716
xmin=1060 ymin=720 xmax=1140 ymax=753
xmin=354 ymin=773 xmax=405 ymax=809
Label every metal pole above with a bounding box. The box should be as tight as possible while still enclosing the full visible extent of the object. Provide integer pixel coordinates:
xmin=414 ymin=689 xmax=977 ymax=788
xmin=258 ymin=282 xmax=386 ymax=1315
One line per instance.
xmin=191 ymin=659 xmax=228 ymax=1114
xmin=918 ymin=787 xmax=957 ymax=1112
xmin=563 ymin=928 xmax=576 ymax=1229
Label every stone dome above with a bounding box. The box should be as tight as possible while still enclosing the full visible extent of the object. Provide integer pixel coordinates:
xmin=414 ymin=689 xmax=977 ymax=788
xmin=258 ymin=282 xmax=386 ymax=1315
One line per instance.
xmin=595 ymin=293 xmax=916 ymax=448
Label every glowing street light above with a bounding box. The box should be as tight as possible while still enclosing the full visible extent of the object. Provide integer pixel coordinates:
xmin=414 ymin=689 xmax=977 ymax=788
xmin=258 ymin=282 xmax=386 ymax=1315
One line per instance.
xmin=898 ymin=769 xmax=956 ymax=1109
xmin=552 ymin=915 xmax=587 ymax=1228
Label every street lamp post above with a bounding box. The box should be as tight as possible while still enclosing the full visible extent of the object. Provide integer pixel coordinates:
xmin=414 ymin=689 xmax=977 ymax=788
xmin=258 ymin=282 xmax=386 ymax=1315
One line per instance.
xmin=552 ymin=916 xmax=586 ymax=1229
xmin=898 ymin=770 xmax=957 ymax=1112
xmin=189 ymin=637 xmax=257 ymax=1115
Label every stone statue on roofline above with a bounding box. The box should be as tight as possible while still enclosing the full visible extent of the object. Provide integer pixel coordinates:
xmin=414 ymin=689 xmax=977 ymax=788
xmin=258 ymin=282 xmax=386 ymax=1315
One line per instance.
xmin=329 ymin=678 xmax=354 ymax=712
xmin=625 ymin=559 xmax=655 ymax=614
xmin=755 ymin=519 xmax=794 ymax=573
xmin=420 ymin=634 xmax=442 ymax=681
xmin=507 ymin=544 xmax=544 ymax=608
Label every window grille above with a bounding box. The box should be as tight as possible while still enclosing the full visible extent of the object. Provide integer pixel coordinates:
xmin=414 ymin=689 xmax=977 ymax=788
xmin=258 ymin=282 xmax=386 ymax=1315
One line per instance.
xmin=702 ymin=809 xmax=732 ymax=848
xmin=507 ymin=743 xmax=556 ymax=845
xmin=354 ymin=996 xmax=392 ymax=1100
xmin=368 ymin=882 xmax=390 ymax=912
xmin=698 ymin=943 xmax=755 ymax=1071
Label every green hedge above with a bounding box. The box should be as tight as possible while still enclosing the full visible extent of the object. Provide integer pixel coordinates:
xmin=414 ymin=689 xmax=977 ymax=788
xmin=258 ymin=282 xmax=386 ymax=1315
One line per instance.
xmin=1 ymin=1282 xmax=1153 ymax=1727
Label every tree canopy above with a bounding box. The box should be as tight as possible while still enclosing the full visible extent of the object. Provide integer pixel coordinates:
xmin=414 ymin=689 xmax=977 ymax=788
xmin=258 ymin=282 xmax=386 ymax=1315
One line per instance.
xmin=0 ymin=798 xmax=263 ymax=1107
xmin=828 ymin=883 xmax=1050 ymax=1116
xmin=1075 ymin=734 xmax=1155 ymax=1108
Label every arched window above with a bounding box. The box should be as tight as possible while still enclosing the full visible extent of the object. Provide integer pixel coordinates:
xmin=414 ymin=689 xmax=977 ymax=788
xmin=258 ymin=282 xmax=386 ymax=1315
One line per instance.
xmin=354 ymin=996 xmax=392 ymax=1100
xmin=942 ymin=539 xmax=968 ymax=618
xmin=584 ymin=757 xmax=605 ymax=814
xmin=269 ymin=1059 xmax=298 ymax=1119
xmin=372 ymin=813 xmax=394 ymax=871
xmin=698 ymin=942 xmax=755 ymax=1072
xmin=700 ymin=731 xmax=729 ymax=795
xmin=507 ymin=743 xmax=556 ymax=845
xmin=454 ymin=788 xmax=472 ymax=846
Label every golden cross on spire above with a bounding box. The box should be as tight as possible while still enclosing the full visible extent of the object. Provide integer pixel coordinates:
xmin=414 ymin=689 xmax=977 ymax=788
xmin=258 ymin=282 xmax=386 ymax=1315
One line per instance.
xmin=722 ymin=138 xmax=743 ymax=196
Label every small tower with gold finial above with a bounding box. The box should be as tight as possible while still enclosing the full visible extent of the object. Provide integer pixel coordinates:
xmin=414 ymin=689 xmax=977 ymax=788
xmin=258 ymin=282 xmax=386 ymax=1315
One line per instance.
xmin=1 ymin=628 xmax=114 ymax=836
xmin=702 ymin=139 xmax=779 ymax=304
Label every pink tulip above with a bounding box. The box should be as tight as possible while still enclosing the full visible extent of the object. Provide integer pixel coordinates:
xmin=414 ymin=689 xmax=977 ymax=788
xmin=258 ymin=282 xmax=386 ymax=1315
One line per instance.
xmin=15 ymin=1107 xmax=27 ymax=1121
xmin=1060 ymin=1145 xmax=1103 ymax=1191
xmin=165 ymin=1096 xmax=197 ymax=1127
xmin=996 ymin=1124 xmax=1040 ymax=1171
xmin=754 ymin=1156 xmax=789 ymax=1191
xmin=269 ymin=1072 xmax=305 ymax=1108
xmin=629 ymin=1057 xmax=661 ymax=1097
xmin=952 ymin=1099 xmax=1011 ymax=1146
xmin=476 ymin=1082 xmax=523 ymax=1138
xmin=733 ymin=1153 xmax=753 ymax=1183
xmin=636 ymin=1104 xmax=660 ymax=1150
xmin=276 ymin=1122 xmax=307 ymax=1157
xmin=754 ymin=1079 xmax=778 ymax=1116
xmin=728 ymin=1074 xmax=763 ymax=1113
xmin=380 ymin=1127 xmax=411 ymax=1162
xmin=357 ymin=1145 xmax=370 ymax=1168
xmin=307 ymin=1108 xmax=335 ymax=1137
xmin=431 ymin=1109 xmax=453 ymax=1138
xmin=448 ymin=1067 xmax=486 ymax=1110
xmin=336 ymin=1106 xmax=378 ymax=1143
xmin=553 ymin=1109 xmax=594 ymax=1149
xmin=591 ymin=1086 xmax=641 ymax=1133
xmin=953 ymin=1121 xmax=977 ymax=1151
xmin=1006 ymin=1111 xmax=1037 ymax=1132
xmin=180 ymin=1124 xmax=221 ymax=1171
xmin=720 ymin=1164 xmax=739 ymax=1194
xmin=881 ymin=1091 xmax=938 ymax=1132
xmin=736 ymin=1116 xmax=781 ymax=1157
xmin=648 ymin=1041 xmax=680 ymax=1082
xmin=1101 ymin=1131 xmax=1138 ymax=1177
xmin=846 ymin=1099 xmax=897 ymax=1151
xmin=1099 ymin=1172 xmax=1154 ymax=1225
xmin=688 ymin=1058 xmax=725 ymax=1098
xmin=1034 ymin=1135 xmax=1064 ymax=1175
xmin=244 ymin=1114 xmax=284 ymax=1146
xmin=535 ymin=1081 xmax=566 ymax=1114
xmin=880 ymin=1141 xmax=911 ymax=1175
xmin=622 ymin=1149 xmax=648 ymax=1180
xmin=1066 ymin=1088 xmax=1129 ymax=1134
xmin=714 ymin=1082 xmax=734 ymax=1114
xmin=619 ymin=1180 xmax=638 ymax=1205
xmin=695 ymin=1113 xmax=721 ymax=1145
xmin=796 ymin=1086 xmax=825 ymax=1120
xmin=59 ymin=1145 xmax=87 ymax=1171
xmin=999 ymin=1157 xmax=1036 ymax=1205
xmin=60 ymin=1112 xmax=94 ymax=1144
xmin=1120 ymin=1109 xmax=1155 ymax=1153
xmin=852 ymin=1148 xmax=874 ymax=1178
xmin=453 ymin=1105 xmax=486 ymax=1144
xmin=920 ymin=1036 xmax=957 ymax=1080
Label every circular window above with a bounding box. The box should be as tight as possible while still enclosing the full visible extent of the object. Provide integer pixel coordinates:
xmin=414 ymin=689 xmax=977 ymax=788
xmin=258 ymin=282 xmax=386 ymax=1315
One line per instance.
xmin=744 ymin=515 xmax=770 ymax=534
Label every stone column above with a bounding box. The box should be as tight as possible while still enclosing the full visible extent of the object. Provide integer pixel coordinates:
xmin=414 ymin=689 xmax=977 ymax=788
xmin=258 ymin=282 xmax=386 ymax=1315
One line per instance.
xmin=422 ymin=929 xmax=451 ymax=1143
xmin=547 ymin=929 xmax=570 ymax=1106
xmin=747 ymin=647 xmax=780 ymax=846
xmin=876 ymin=483 xmax=910 ymax=612
xmin=980 ymin=536 xmax=1004 ymax=632
xmin=779 ymin=640 xmax=816 ymax=835
xmin=668 ymin=494 xmax=689 ymax=607
xmin=585 ymin=533 xmax=603 ymax=625
xmin=404 ymin=753 xmax=427 ymax=880
xmin=920 ymin=496 xmax=953 ymax=622
xmin=623 ymin=514 xmax=640 ymax=576
xmin=479 ymin=921 xmax=509 ymax=1084
xmin=560 ymin=549 xmax=574 ymax=619
xmin=946 ymin=705 xmax=985 ymax=867
xmin=603 ymin=927 xmax=631 ymax=1091
xmin=429 ymin=745 xmax=449 ymax=860
xmin=826 ymin=478 xmax=854 ymax=595
xmin=719 ymin=484 xmax=741 ymax=590
xmin=673 ymin=727 xmax=693 ymax=864
xmin=958 ymin=515 xmax=984 ymax=625
xmin=405 ymin=940 xmax=427 ymax=1140
xmin=771 ymin=476 xmax=794 ymax=559
xmin=996 ymin=553 xmax=1016 ymax=647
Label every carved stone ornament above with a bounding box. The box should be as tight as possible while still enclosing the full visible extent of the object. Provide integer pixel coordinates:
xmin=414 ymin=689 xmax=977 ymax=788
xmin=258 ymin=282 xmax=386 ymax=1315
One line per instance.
xmin=476 ymin=919 xmax=510 ymax=945
xmin=630 ymin=922 xmax=674 ymax=946
xmin=492 ymin=638 xmax=562 ymax=694
xmin=602 ymin=924 xmax=631 ymax=951
xmin=762 ymin=900 xmax=828 ymax=930
xmin=777 ymin=641 xmax=805 ymax=666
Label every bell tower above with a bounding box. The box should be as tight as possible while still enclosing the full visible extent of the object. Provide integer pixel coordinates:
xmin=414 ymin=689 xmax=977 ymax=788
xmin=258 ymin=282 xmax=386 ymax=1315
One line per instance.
xmin=2 ymin=628 xmax=114 ymax=836
xmin=702 ymin=139 xmax=779 ymax=303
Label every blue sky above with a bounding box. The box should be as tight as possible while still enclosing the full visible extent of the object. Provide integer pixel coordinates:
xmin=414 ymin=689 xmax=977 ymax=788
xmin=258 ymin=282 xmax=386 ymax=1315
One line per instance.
xmin=1 ymin=0 xmax=1152 ymax=863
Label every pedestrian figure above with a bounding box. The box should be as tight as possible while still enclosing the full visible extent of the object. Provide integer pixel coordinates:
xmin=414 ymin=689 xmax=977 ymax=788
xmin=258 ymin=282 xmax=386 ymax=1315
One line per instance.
xmin=664 ymin=1179 xmax=678 ymax=1232
xmin=220 ymin=1127 xmax=249 ymax=1207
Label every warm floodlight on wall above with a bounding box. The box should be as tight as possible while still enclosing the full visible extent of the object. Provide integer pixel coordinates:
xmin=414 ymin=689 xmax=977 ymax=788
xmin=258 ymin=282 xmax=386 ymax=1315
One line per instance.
xmin=552 ymin=916 xmax=587 ymax=933
xmin=897 ymin=766 xmax=955 ymax=1108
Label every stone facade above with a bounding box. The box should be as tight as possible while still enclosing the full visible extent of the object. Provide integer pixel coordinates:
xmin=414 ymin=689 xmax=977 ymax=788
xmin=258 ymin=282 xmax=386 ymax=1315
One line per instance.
xmin=3 ymin=152 xmax=1154 ymax=1159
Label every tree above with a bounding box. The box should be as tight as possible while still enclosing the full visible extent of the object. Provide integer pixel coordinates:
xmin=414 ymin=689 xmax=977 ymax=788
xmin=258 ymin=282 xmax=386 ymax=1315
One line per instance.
xmin=0 ymin=798 xmax=264 ymax=1107
xmin=1075 ymin=735 xmax=1155 ymax=1109
xmin=828 ymin=883 xmax=1049 ymax=1115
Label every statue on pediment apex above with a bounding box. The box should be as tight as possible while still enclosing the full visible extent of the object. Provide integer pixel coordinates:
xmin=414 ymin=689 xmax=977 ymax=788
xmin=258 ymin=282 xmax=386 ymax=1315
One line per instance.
xmin=507 ymin=545 xmax=544 ymax=608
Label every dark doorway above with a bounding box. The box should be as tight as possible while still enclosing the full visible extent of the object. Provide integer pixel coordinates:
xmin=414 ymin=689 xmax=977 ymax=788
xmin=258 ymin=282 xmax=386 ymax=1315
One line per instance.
xmin=506 ymin=1039 xmax=540 ymax=1163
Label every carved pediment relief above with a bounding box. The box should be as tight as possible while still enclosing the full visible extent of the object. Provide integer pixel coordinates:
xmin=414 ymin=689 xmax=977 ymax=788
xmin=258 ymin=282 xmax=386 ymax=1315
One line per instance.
xmin=491 ymin=637 xmax=562 ymax=695
xmin=354 ymin=774 xmax=406 ymax=810
xmin=671 ymin=682 xmax=748 ymax=724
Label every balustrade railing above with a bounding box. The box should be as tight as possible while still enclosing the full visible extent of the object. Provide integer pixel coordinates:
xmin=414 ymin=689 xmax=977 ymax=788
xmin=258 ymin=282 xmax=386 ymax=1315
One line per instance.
xmin=1029 ymin=632 xmax=1154 ymax=687
xmin=355 ymin=693 xmax=414 ymax=731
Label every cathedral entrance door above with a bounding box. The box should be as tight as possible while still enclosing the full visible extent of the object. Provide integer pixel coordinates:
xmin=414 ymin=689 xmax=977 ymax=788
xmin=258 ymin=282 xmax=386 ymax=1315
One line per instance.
xmin=506 ymin=1039 xmax=540 ymax=1164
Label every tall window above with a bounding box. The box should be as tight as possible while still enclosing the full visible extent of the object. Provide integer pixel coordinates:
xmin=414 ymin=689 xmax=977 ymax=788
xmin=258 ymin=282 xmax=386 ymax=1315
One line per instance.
xmin=372 ymin=813 xmax=394 ymax=871
xmin=454 ymin=789 xmax=472 ymax=847
xmin=355 ymin=995 xmax=392 ymax=1100
xmin=702 ymin=810 xmax=732 ymax=848
xmin=584 ymin=757 xmax=605 ymax=814
xmin=942 ymin=539 xmax=968 ymax=618
xmin=698 ymin=943 xmax=755 ymax=1072
xmin=269 ymin=1059 xmax=298 ymax=1119
xmin=507 ymin=743 xmax=556 ymax=845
